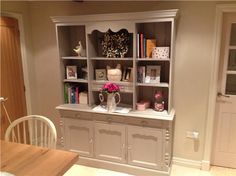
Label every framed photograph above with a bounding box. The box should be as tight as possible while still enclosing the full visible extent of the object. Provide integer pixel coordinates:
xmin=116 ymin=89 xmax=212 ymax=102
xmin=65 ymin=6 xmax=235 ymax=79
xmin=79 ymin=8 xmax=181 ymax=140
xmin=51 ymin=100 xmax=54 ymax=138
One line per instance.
xmin=145 ymin=65 xmax=161 ymax=83
xmin=95 ymin=69 xmax=107 ymax=80
xmin=122 ymin=67 xmax=133 ymax=82
xmin=66 ymin=66 xmax=77 ymax=79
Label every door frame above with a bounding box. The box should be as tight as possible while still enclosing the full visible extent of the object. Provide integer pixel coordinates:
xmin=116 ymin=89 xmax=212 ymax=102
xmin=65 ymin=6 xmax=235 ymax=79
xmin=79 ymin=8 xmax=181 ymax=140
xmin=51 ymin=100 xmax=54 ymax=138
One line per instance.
xmin=1 ymin=12 xmax=32 ymax=115
xmin=203 ymin=4 xmax=236 ymax=170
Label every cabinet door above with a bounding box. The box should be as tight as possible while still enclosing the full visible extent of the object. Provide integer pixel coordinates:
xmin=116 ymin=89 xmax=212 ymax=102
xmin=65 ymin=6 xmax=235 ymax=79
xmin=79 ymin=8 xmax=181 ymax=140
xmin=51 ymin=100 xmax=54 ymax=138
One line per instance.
xmin=128 ymin=126 xmax=163 ymax=170
xmin=64 ymin=118 xmax=93 ymax=157
xmin=95 ymin=122 xmax=126 ymax=163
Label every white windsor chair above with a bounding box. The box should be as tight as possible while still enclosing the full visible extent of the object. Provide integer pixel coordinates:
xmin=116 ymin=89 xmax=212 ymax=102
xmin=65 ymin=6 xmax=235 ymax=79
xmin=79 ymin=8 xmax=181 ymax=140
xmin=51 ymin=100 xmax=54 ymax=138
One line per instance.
xmin=5 ymin=115 xmax=57 ymax=148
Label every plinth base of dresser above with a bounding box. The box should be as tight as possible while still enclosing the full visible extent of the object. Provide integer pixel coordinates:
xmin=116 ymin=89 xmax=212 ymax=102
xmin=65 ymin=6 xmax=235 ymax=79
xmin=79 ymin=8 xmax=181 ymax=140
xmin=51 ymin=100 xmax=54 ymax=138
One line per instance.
xmin=76 ymin=156 xmax=172 ymax=176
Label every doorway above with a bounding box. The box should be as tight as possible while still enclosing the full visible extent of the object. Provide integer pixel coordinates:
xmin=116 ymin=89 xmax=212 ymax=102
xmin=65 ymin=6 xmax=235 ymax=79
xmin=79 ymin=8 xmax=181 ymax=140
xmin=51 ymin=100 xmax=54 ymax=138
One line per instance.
xmin=0 ymin=16 xmax=27 ymax=139
xmin=212 ymin=12 xmax=236 ymax=168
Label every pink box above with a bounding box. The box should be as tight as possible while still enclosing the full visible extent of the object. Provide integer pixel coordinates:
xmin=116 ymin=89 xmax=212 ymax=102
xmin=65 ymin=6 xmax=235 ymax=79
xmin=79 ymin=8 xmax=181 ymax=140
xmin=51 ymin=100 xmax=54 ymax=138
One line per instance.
xmin=140 ymin=100 xmax=150 ymax=108
xmin=136 ymin=103 xmax=146 ymax=111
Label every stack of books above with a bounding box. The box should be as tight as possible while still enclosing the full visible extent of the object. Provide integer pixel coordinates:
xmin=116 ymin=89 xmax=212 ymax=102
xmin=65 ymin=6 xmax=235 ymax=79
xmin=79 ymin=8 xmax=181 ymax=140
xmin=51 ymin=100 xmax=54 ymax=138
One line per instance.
xmin=64 ymin=83 xmax=79 ymax=104
xmin=137 ymin=33 xmax=157 ymax=58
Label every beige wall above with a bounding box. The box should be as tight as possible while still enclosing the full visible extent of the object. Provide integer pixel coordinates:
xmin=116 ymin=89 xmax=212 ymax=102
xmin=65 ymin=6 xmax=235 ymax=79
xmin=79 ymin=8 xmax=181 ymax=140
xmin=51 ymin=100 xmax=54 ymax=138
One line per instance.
xmin=2 ymin=1 xmax=235 ymax=162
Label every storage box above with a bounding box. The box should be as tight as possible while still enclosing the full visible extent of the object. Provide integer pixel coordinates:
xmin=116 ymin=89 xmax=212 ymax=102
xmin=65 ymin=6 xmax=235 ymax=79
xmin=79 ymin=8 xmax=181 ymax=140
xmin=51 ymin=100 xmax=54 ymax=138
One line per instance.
xmin=79 ymin=92 xmax=88 ymax=104
xmin=152 ymin=47 xmax=169 ymax=59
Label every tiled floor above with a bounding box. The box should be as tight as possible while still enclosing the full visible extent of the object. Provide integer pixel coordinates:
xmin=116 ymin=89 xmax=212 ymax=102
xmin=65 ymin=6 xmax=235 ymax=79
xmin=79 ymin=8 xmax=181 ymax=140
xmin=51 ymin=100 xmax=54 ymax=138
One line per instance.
xmin=64 ymin=164 xmax=236 ymax=176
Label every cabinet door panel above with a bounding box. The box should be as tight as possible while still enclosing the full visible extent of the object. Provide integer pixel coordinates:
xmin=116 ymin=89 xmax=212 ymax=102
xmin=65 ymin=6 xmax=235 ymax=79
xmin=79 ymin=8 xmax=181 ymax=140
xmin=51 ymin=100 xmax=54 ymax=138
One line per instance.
xmin=65 ymin=118 xmax=93 ymax=157
xmin=95 ymin=122 xmax=126 ymax=163
xmin=128 ymin=126 xmax=163 ymax=170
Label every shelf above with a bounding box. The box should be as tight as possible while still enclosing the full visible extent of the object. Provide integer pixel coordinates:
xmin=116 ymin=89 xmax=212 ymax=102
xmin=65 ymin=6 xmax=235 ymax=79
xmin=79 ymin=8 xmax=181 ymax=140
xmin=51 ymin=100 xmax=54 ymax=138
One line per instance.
xmin=136 ymin=58 xmax=170 ymax=61
xmin=226 ymin=71 xmax=236 ymax=75
xmin=92 ymin=80 xmax=133 ymax=86
xmin=90 ymin=57 xmax=133 ymax=61
xmin=63 ymin=79 xmax=88 ymax=83
xmin=137 ymin=82 xmax=169 ymax=88
xmin=61 ymin=56 xmax=87 ymax=60
xmin=229 ymin=46 xmax=236 ymax=49
xmin=91 ymin=88 xmax=133 ymax=94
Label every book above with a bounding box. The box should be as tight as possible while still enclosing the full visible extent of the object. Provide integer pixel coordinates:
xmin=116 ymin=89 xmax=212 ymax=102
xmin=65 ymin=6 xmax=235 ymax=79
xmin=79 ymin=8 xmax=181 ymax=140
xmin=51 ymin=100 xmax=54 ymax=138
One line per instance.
xmin=137 ymin=34 xmax=139 ymax=58
xmin=75 ymin=86 xmax=79 ymax=104
xmin=64 ymin=83 xmax=69 ymax=103
xmin=68 ymin=86 xmax=71 ymax=103
xmin=140 ymin=33 xmax=144 ymax=58
xmin=146 ymin=39 xmax=157 ymax=58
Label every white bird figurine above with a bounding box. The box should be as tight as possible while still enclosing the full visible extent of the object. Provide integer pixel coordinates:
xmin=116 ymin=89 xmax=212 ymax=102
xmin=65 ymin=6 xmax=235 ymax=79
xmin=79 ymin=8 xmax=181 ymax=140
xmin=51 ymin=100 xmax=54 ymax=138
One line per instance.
xmin=73 ymin=41 xmax=86 ymax=57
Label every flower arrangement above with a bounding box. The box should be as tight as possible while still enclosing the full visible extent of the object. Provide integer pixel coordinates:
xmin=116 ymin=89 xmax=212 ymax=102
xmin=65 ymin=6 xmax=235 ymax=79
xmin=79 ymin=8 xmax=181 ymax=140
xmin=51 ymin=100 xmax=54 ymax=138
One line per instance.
xmin=101 ymin=82 xmax=120 ymax=94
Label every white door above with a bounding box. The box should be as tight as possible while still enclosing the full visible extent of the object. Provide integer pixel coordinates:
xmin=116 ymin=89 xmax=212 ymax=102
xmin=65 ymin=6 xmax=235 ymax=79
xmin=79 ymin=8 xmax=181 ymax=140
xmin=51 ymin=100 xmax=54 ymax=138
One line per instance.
xmin=213 ymin=13 xmax=236 ymax=168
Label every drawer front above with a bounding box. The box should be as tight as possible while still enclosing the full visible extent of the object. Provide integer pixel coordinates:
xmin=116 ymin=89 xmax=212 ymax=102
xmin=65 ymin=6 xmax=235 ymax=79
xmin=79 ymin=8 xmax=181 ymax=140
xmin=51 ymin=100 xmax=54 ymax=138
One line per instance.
xmin=60 ymin=110 xmax=93 ymax=121
xmin=92 ymin=113 xmax=125 ymax=124
xmin=125 ymin=117 xmax=163 ymax=129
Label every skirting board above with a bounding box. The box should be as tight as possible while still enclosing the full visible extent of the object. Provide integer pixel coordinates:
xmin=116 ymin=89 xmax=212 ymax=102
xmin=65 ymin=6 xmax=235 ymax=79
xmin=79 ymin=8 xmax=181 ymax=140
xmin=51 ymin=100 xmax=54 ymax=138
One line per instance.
xmin=172 ymin=157 xmax=210 ymax=170
xmin=77 ymin=156 xmax=171 ymax=176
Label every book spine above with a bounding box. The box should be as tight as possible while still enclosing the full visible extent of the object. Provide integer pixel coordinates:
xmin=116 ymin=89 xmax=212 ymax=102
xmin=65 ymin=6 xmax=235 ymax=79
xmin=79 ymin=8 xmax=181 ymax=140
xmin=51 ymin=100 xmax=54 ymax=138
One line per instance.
xmin=75 ymin=86 xmax=79 ymax=104
xmin=140 ymin=34 xmax=144 ymax=58
xmin=137 ymin=34 xmax=139 ymax=58
xmin=71 ymin=87 xmax=75 ymax=104
xmin=64 ymin=84 xmax=68 ymax=103
xmin=144 ymin=38 xmax=146 ymax=58
xmin=68 ymin=86 xmax=71 ymax=104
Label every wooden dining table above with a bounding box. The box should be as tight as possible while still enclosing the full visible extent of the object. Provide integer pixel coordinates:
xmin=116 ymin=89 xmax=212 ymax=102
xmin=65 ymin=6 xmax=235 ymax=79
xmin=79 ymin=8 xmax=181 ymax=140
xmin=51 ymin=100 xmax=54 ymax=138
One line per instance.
xmin=0 ymin=140 xmax=79 ymax=176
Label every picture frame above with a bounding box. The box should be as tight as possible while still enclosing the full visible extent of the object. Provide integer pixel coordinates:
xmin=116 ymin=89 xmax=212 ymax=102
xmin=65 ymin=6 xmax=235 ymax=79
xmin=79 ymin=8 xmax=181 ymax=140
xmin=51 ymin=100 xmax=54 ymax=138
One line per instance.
xmin=145 ymin=65 xmax=161 ymax=83
xmin=95 ymin=69 xmax=107 ymax=80
xmin=66 ymin=66 xmax=77 ymax=79
xmin=122 ymin=67 xmax=133 ymax=82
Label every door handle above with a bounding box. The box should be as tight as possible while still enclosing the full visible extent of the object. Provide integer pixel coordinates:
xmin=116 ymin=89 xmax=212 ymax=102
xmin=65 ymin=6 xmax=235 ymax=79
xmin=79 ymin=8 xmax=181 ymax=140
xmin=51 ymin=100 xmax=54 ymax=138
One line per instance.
xmin=217 ymin=92 xmax=230 ymax=98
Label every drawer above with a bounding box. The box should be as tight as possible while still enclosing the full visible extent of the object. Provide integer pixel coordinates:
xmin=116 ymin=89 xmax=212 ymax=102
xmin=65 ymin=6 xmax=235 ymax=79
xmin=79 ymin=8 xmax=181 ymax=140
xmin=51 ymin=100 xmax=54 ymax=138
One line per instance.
xmin=60 ymin=110 xmax=93 ymax=120
xmin=125 ymin=117 xmax=163 ymax=129
xmin=92 ymin=113 xmax=125 ymax=124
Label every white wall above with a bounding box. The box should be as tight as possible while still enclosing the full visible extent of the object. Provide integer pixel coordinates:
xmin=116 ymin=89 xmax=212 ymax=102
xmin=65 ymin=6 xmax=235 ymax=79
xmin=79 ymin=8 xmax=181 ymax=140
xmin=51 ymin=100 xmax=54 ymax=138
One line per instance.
xmin=2 ymin=1 xmax=235 ymax=162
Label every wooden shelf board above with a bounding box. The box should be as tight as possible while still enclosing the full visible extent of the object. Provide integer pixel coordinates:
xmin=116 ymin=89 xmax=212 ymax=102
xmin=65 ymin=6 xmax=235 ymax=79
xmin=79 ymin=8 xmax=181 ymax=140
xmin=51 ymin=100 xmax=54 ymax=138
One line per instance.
xmin=226 ymin=71 xmax=236 ymax=75
xmin=61 ymin=56 xmax=87 ymax=60
xmin=63 ymin=79 xmax=88 ymax=83
xmin=137 ymin=82 xmax=169 ymax=87
xmin=136 ymin=58 xmax=170 ymax=61
xmin=90 ymin=57 xmax=133 ymax=61
xmin=92 ymin=80 xmax=133 ymax=86
xmin=91 ymin=88 xmax=133 ymax=94
xmin=229 ymin=46 xmax=236 ymax=49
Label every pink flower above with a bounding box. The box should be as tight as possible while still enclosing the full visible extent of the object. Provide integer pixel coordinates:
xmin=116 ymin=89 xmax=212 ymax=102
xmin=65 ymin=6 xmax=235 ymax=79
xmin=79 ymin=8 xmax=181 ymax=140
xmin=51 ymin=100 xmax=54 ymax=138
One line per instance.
xmin=101 ymin=82 xmax=120 ymax=93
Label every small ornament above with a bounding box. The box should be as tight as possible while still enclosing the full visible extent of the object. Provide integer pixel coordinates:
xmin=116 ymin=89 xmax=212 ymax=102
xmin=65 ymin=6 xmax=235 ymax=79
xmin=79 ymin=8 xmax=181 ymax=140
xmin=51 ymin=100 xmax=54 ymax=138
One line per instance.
xmin=73 ymin=41 xmax=86 ymax=57
xmin=107 ymin=64 xmax=122 ymax=81
xmin=154 ymin=91 xmax=164 ymax=112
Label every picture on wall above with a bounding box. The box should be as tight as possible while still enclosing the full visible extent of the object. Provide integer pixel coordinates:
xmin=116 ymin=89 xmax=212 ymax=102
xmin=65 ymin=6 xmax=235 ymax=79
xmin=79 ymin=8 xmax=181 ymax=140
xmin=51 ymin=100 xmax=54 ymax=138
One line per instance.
xmin=66 ymin=66 xmax=77 ymax=79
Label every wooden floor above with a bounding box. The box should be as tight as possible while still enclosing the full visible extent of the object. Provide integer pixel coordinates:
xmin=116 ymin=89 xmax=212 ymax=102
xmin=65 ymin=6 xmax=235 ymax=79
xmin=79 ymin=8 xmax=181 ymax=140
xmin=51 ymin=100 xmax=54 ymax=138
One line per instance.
xmin=64 ymin=164 xmax=236 ymax=176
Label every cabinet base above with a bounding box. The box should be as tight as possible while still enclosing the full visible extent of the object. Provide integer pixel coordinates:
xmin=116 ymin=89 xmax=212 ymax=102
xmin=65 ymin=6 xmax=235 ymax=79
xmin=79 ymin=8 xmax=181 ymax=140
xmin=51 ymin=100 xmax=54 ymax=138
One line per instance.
xmin=76 ymin=156 xmax=171 ymax=176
